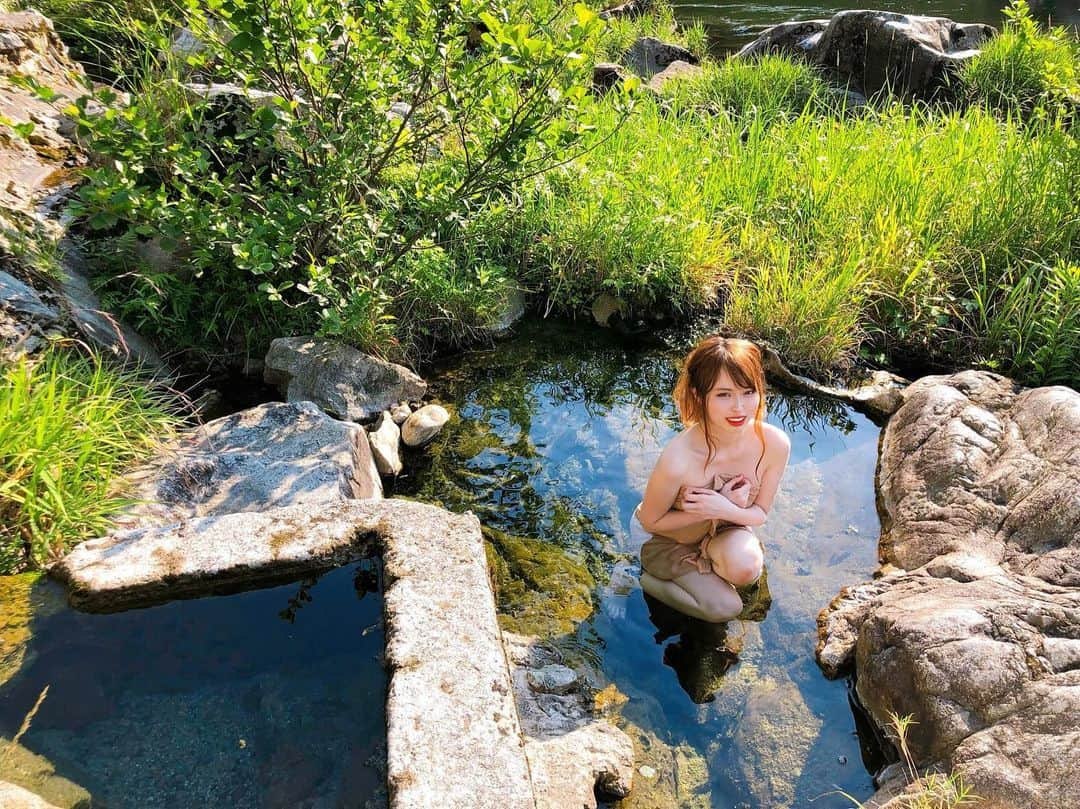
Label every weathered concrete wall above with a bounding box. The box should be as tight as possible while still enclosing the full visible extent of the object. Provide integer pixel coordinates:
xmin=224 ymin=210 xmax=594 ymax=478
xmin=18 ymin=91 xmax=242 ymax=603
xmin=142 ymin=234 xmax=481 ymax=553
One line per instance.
xmin=53 ymin=498 xmax=632 ymax=806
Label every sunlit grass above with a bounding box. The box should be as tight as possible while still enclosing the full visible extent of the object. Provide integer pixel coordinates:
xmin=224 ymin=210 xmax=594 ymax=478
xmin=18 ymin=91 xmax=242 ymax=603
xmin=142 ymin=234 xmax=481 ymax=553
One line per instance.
xmin=0 ymin=347 xmax=183 ymax=573
xmin=507 ymin=91 xmax=1079 ymax=378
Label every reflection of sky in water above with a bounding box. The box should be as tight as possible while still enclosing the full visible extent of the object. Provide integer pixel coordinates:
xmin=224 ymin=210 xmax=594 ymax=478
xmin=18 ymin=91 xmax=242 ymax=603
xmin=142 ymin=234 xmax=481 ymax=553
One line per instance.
xmin=407 ymin=321 xmax=883 ymax=808
xmin=0 ymin=564 xmax=386 ymax=809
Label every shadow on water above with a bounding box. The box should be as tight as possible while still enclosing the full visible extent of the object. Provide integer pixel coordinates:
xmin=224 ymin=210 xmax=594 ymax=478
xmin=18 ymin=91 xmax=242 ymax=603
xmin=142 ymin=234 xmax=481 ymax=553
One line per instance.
xmin=401 ymin=319 xmax=889 ymax=808
xmin=0 ymin=560 xmax=388 ymax=809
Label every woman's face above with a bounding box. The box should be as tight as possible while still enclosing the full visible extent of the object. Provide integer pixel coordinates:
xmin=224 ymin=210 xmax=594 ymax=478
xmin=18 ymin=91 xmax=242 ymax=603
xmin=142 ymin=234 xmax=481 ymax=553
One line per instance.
xmin=704 ymin=368 xmax=760 ymax=434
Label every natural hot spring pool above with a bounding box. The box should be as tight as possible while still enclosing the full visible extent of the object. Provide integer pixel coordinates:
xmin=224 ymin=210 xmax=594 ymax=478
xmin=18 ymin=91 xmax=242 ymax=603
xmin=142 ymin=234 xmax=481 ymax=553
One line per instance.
xmin=0 ymin=561 xmax=387 ymax=808
xmin=398 ymin=320 xmax=885 ymax=808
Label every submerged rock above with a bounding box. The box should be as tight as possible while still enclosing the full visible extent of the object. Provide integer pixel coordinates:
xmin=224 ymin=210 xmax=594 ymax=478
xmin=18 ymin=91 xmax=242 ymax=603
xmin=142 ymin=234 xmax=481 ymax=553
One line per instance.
xmin=0 ymin=573 xmax=64 ymax=689
xmin=0 ymin=782 xmax=63 ymax=809
xmin=484 ymin=527 xmax=596 ymax=637
xmin=736 ymin=10 xmax=995 ymax=100
xmin=526 ymin=664 xmax=580 ymax=695
xmin=121 ymin=400 xmax=381 ymax=529
xmin=816 ymin=371 xmax=1080 ymax=807
xmin=503 ymin=633 xmax=635 ymax=809
xmin=400 ymin=403 xmax=449 ymax=447
xmin=264 ymin=336 xmax=427 ymax=422
xmin=0 ymin=742 xmax=91 ymax=809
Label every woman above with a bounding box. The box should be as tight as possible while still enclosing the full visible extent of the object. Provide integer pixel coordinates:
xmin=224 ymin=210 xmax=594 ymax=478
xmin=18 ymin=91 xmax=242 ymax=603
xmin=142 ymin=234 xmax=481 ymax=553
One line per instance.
xmin=636 ymin=336 xmax=790 ymax=623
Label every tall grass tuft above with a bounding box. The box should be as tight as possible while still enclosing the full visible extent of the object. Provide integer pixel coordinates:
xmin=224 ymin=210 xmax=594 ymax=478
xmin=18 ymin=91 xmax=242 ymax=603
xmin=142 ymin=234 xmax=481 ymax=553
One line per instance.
xmin=961 ymin=258 xmax=1080 ymax=385
xmin=593 ymin=1 xmax=706 ymax=64
xmin=505 ymin=90 xmax=1079 ymax=377
xmin=961 ymin=0 xmax=1080 ymax=119
xmin=660 ymin=56 xmax=834 ymax=122
xmin=0 ymin=348 xmax=182 ymax=573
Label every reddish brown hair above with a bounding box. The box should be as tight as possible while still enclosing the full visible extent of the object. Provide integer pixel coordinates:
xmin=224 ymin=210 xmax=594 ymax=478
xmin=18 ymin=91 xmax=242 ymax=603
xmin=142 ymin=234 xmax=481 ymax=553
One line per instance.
xmin=674 ymin=336 xmax=767 ymax=471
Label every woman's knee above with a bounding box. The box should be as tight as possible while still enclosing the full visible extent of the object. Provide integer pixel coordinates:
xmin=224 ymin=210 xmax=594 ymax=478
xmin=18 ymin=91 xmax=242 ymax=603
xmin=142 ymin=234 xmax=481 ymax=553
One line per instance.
xmin=725 ymin=556 xmax=763 ymax=587
xmin=709 ymin=535 xmax=762 ymax=586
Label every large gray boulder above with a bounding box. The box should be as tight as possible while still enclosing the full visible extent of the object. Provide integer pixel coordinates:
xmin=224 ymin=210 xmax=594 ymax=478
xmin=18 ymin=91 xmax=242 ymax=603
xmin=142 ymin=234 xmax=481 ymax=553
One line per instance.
xmin=264 ymin=337 xmax=427 ymax=422
xmin=623 ymin=37 xmax=699 ymax=80
xmin=121 ymin=400 xmax=381 ymax=529
xmin=816 ymin=372 xmax=1080 ymax=807
xmin=736 ymin=10 xmax=995 ymax=99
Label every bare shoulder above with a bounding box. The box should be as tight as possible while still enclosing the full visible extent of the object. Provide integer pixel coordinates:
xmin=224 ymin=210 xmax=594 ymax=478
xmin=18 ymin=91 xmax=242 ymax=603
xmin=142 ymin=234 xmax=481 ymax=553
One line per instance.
xmin=762 ymin=422 xmax=791 ymax=463
xmin=655 ymin=428 xmax=697 ymax=476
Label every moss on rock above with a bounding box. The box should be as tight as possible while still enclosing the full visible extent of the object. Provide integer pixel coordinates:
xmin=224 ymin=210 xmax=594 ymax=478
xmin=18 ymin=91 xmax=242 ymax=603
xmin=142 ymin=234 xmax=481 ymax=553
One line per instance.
xmin=483 ymin=526 xmax=595 ymax=637
xmin=0 ymin=573 xmax=63 ymax=690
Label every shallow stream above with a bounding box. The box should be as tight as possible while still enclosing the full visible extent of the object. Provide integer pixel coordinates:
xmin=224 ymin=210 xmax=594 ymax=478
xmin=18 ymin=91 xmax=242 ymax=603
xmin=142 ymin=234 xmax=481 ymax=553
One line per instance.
xmin=674 ymin=0 xmax=1078 ymax=52
xmin=400 ymin=321 xmax=886 ymax=808
xmin=0 ymin=562 xmax=387 ymax=808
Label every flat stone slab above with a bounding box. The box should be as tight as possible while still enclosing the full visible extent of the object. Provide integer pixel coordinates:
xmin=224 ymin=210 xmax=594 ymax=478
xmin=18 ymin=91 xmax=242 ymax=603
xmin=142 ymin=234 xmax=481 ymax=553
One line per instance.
xmin=53 ymin=502 xmax=381 ymax=610
xmin=53 ymin=500 xmax=537 ymax=807
xmin=121 ymin=400 xmax=381 ymax=529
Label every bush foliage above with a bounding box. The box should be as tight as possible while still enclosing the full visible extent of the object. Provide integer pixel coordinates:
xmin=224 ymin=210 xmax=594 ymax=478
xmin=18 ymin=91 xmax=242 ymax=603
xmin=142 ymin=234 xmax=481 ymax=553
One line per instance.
xmin=69 ymin=0 xmax=630 ymax=364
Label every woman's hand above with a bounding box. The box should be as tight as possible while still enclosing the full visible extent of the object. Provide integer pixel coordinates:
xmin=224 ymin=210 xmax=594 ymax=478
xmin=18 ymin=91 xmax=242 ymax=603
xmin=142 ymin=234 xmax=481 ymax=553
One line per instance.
xmin=679 ymin=487 xmax=739 ymax=521
xmin=719 ymin=474 xmax=752 ymax=509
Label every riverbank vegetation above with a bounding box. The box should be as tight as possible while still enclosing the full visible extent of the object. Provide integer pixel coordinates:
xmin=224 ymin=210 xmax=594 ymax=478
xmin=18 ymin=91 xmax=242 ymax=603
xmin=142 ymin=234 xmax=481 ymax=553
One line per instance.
xmin=0 ymin=347 xmax=181 ymax=573
xmin=19 ymin=0 xmax=1080 ymax=386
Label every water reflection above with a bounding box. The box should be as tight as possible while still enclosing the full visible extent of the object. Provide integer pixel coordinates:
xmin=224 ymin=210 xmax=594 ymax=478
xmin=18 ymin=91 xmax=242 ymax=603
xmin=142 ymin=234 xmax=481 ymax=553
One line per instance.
xmin=405 ymin=320 xmax=884 ymax=807
xmin=671 ymin=0 xmax=1078 ymax=53
xmin=0 ymin=561 xmax=387 ymax=809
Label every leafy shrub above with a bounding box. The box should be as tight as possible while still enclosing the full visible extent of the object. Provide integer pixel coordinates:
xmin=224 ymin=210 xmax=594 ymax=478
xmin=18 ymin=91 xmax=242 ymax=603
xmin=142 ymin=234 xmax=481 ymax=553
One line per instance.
xmin=0 ymin=348 xmax=182 ymax=573
xmin=69 ymin=0 xmax=626 ymax=364
xmin=961 ymin=0 xmax=1080 ymax=119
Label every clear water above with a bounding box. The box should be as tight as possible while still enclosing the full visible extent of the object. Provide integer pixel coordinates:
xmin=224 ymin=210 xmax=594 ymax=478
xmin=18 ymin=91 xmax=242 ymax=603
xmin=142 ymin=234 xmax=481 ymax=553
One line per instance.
xmin=670 ymin=0 xmax=1079 ymax=52
xmin=400 ymin=321 xmax=885 ymax=808
xmin=0 ymin=562 xmax=387 ymax=808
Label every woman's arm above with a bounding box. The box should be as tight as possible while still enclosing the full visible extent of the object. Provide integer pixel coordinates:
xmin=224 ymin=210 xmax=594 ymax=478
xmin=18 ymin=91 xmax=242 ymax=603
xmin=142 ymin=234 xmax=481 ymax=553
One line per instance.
xmin=636 ymin=445 xmax=711 ymax=541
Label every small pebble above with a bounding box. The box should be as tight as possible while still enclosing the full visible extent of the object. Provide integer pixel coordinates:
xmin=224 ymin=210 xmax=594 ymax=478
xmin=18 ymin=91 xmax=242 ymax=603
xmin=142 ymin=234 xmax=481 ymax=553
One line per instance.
xmin=637 ymin=765 xmax=657 ymax=779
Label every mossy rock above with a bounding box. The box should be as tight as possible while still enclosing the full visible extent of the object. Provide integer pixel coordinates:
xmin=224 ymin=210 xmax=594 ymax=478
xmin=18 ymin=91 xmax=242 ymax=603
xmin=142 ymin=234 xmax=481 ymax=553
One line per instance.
xmin=608 ymin=721 xmax=711 ymax=809
xmin=483 ymin=526 xmax=595 ymax=637
xmin=0 ymin=739 xmax=92 ymax=809
xmin=0 ymin=574 xmax=64 ymax=690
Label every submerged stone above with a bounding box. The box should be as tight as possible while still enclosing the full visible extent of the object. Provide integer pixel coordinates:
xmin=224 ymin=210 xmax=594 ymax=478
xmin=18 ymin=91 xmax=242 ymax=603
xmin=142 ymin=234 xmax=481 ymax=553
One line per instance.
xmin=0 ymin=573 xmax=63 ymax=689
xmin=0 ymin=740 xmax=91 ymax=809
xmin=484 ymin=527 xmax=596 ymax=637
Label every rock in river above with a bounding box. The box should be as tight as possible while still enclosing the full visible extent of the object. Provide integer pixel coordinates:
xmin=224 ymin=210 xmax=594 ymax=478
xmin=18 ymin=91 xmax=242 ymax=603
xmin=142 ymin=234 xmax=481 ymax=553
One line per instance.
xmin=817 ymin=371 xmax=1080 ymax=808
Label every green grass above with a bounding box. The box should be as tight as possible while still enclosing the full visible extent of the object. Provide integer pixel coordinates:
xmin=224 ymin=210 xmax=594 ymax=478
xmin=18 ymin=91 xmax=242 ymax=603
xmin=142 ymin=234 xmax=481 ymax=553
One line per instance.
xmin=0 ymin=348 xmax=183 ymax=573
xmin=500 ymin=89 xmax=1080 ymax=379
xmin=961 ymin=0 xmax=1080 ymax=119
xmin=659 ymin=56 xmax=836 ymax=122
xmin=592 ymin=1 xmax=708 ymax=65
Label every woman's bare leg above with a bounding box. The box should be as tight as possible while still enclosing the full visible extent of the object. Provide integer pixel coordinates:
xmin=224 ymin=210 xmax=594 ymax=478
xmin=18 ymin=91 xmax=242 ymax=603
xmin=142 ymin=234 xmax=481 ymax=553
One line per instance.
xmin=640 ymin=569 xmax=743 ymax=623
xmin=705 ymin=527 xmax=763 ymax=587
